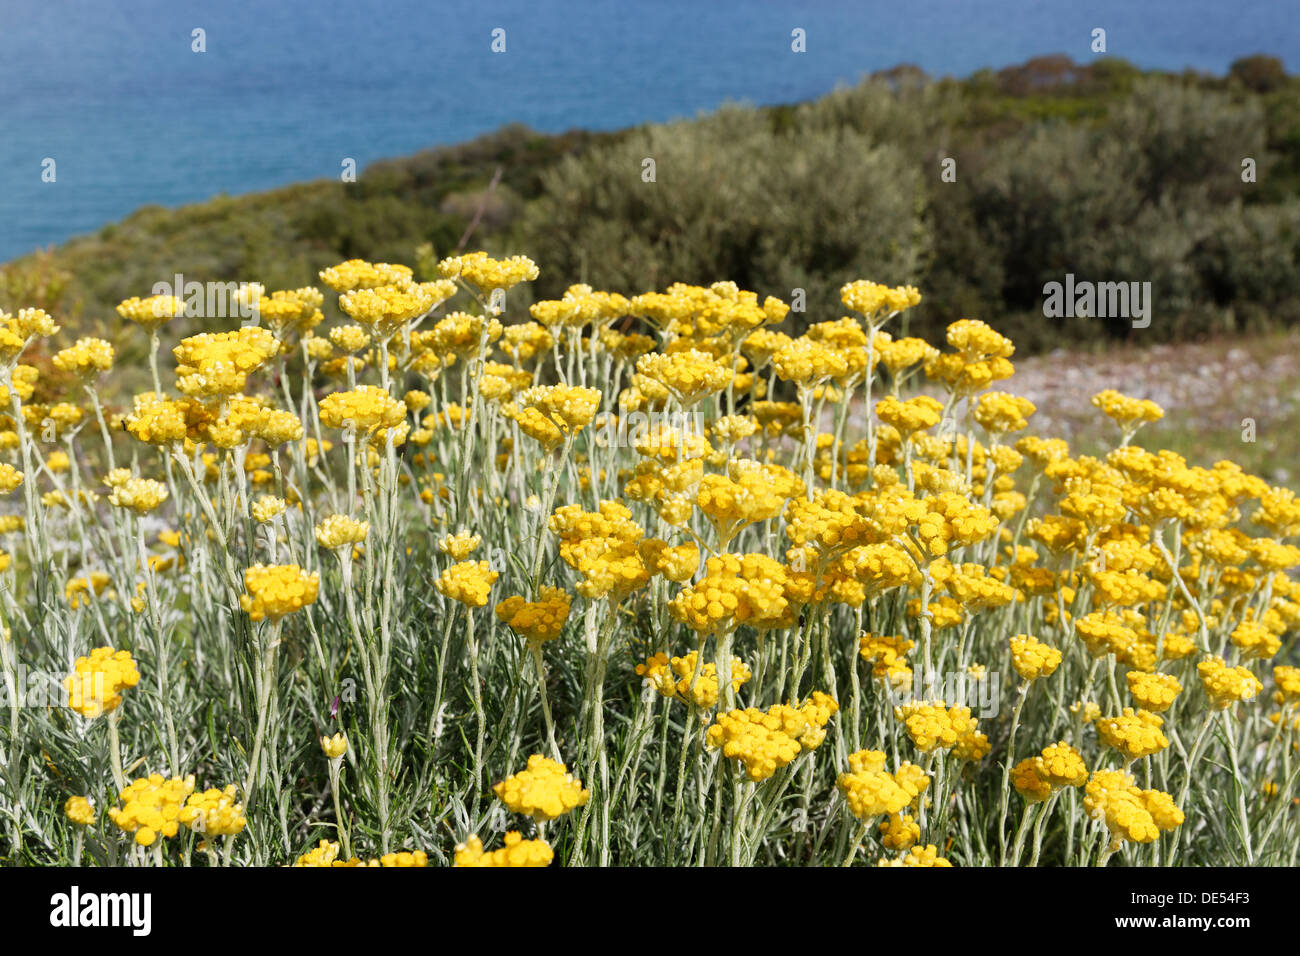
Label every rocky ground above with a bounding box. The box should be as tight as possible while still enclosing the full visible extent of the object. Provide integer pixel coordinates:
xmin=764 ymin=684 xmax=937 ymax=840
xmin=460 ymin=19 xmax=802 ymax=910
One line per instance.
xmin=1003 ymin=330 xmax=1300 ymax=484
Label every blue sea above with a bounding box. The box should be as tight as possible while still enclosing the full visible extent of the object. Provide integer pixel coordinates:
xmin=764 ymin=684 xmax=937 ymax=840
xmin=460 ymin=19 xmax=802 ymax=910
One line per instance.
xmin=1 ymin=0 xmax=1294 ymax=263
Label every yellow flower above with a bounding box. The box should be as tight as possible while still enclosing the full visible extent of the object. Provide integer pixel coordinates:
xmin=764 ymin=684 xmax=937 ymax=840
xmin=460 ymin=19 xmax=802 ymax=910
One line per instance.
xmin=314 ymin=514 xmax=370 ymax=550
xmin=454 ymin=832 xmax=552 ymax=867
xmin=635 ymin=350 xmax=733 ymax=406
xmin=318 ymin=259 xmax=414 ymax=292
xmin=1198 ymin=656 xmax=1263 ymax=709
xmin=973 ymin=391 xmax=1036 ymax=434
xmin=64 ymin=647 xmax=141 ymax=718
xmin=894 ymin=701 xmax=979 ymax=753
xmin=1230 ymin=620 xmax=1281 ymax=661
xmin=438 ymin=530 xmax=482 ymax=560
xmin=319 ymin=385 xmax=407 ymax=436
xmin=53 ymin=337 xmax=114 ymax=378
xmin=339 ymin=282 xmax=450 ymax=333
xmin=116 ymin=295 xmax=185 ymax=331
xmin=493 ymin=755 xmax=589 ymax=821
xmin=1096 ymin=708 xmax=1169 ymax=761
xmin=438 ymin=252 xmax=539 ymax=295
xmin=173 ymin=327 xmax=279 ymax=397
xmin=636 ymin=651 xmax=752 ymax=710
xmin=1092 ymin=390 xmax=1164 ymax=430
xmin=1084 ymin=770 xmax=1183 ymax=844
xmin=838 ymin=750 xmax=929 ymax=819
xmin=706 ymin=693 xmax=838 ymax=781
xmin=251 ymin=495 xmax=287 ymax=524
xmin=293 ymin=839 xmax=351 ymax=866
xmin=240 ymin=564 xmax=320 ymax=622
xmin=436 ymin=560 xmax=498 ymax=608
xmin=496 ymin=587 xmax=572 ymax=645
xmin=108 ymin=773 xmax=196 ymax=845
xmin=510 ymin=384 xmax=602 ymax=449
xmin=878 ymin=844 xmax=952 ymax=867
xmin=65 ymin=796 xmax=96 ymax=826
xmin=108 ymin=477 xmax=169 ymax=514
xmin=0 ymin=463 xmax=23 ymax=493
xmin=840 ymin=280 xmax=922 ymax=321
xmin=320 ymin=733 xmax=348 ymax=759
xmin=1126 ymin=671 xmax=1182 ymax=713
xmin=1009 ymin=634 xmax=1062 ymax=681
xmin=178 ymin=785 xmax=247 ymax=837
xmin=879 ymin=812 xmax=921 ymax=851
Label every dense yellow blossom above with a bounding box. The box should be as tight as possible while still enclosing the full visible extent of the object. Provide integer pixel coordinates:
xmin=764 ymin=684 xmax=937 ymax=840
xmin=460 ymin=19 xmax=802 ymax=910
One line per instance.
xmin=108 ymin=774 xmax=196 ymax=846
xmin=240 ymin=564 xmax=320 ymax=622
xmin=454 ymin=832 xmax=553 ymax=867
xmin=493 ymin=755 xmax=590 ymax=821
xmin=65 ymin=647 xmax=141 ymax=718
xmin=436 ymin=560 xmax=499 ymax=608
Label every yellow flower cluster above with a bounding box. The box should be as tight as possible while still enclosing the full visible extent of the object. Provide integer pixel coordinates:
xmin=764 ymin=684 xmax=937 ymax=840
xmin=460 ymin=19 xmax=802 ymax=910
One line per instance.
xmin=549 ymin=501 xmax=649 ymax=599
xmin=339 ymin=282 xmax=449 ymax=332
xmin=772 ymin=338 xmax=848 ymax=386
xmin=0 ymin=463 xmax=23 ymax=493
xmin=877 ymin=844 xmax=953 ymax=867
xmin=1012 ymin=741 xmax=1089 ymax=802
xmin=106 ymin=476 xmax=168 ymax=514
xmin=840 ymin=281 xmax=922 ymax=320
xmin=894 ymin=700 xmax=980 ymax=752
xmin=240 ymin=564 xmax=320 ymax=622
xmin=1084 ymin=770 xmax=1183 ymax=844
xmin=858 ymin=633 xmax=915 ymax=689
xmin=531 ymin=284 xmax=630 ymax=330
xmin=251 ymin=495 xmax=287 ymax=523
xmin=65 ymin=647 xmax=141 ymax=718
xmin=1230 ymin=621 xmax=1281 ymax=661
xmin=173 ymin=327 xmax=279 ymax=398
xmin=510 ymin=384 xmax=601 ymax=449
xmin=436 ymin=560 xmax=499 ymax=608
xmin=314 ymin=514 xmax=370 ymax=550
xmin=64 ymin=796 xmax=96 ymax=826
xmin=492 ymin=755 xmax=590 ymax=821
xmin=179 ymin=785 xmax=247 ymax=837
xmin=638 ymin=538 xmax=700 ymax=583
xmin=879 ymin=812 xmax=921 ymax=851
xmin=52 ymin=337 xmax=114 ymax=378
xmin=636 ymin=650 xmax=752 ymax=709
xmin=705 ymin=692 xmax=838 ymax=781
xmin=115 ymin=295 xmax=185 ymax=331
xmin=1009 ymin=634 xmax=1062 ymax=681
xmin=318 ymin=259 xmax=414 ymax=292
xmin=438 ymin=530 xmax=482 ymax=560
xmin=668 ymin=553 xmax=791 ymax=634
xmin=973 ymin=391 xmax=1036 ymax=434
xmin=1091 ymin=390 xmax=1164 ymax=429
xmin=1197 ymin=656 xmax=1264 ymax=709
xmin=876 ymin=395 xmax=943 ymax=437
xmin=1127 ymin=671 xmax=1182 ymax=713
xmin=108 ymin=774 xmax=196 ymax=846
xmin=438 ymin=252 xmax=540 ymax=294
xmin=1096 ymin=708 xmax=1170 ymax=761
xmin=837 ymin=749 xmax=930 ymax=819
xmin=635 ymin=349 xmax=733 ymax=406
xmin=496 ymin=587 xmax=572 ymax=645
xmin=319 ymin=385 xmax=407 ymax=435
xmin=454 ymin=832 xmax=553 ymax=867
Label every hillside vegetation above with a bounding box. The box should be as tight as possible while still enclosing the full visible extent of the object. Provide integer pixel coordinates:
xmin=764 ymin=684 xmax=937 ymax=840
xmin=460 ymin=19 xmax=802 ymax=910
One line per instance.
xmin=4 ymin=54 xmax=1299 ymax=363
